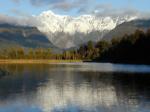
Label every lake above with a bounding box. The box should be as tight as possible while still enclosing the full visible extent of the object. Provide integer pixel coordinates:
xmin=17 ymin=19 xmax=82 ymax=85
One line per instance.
xmin=0 ymin=63 xmax=150 ymax=112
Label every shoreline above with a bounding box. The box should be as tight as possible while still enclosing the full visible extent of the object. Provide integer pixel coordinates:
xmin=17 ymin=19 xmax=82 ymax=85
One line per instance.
xmin=0 ymin=59 xmax=83 ymax=64
xmin=0 ymin=60 xmax=149 ymax=66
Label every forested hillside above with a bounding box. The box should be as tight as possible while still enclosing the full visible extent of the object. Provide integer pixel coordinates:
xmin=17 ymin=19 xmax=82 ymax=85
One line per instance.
xmin=95 ymin=29 xmax=150 ymax=64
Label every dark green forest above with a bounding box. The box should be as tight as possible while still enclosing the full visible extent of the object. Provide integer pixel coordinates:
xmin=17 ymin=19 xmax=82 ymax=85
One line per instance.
xmin=94 ymin=29 xmax=150 ymax=64
xmin=0 ymin=29 xmax=150 ymax=64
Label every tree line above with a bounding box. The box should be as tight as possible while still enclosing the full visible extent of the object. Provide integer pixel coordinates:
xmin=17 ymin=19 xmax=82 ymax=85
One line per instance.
xmin=0 ymin=48 xmax=81 ymax=60
xmin=73 ymin=29 xmax=150 ymax=64
xmin=0 ymin=29 xmax=150 ymax=64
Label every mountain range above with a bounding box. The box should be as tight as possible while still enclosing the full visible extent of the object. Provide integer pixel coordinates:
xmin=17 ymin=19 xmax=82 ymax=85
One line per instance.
xmin=0 ymin=10 xmax=150 ymax=50
xmin=35 ymin=11 xmax=137 ymax=48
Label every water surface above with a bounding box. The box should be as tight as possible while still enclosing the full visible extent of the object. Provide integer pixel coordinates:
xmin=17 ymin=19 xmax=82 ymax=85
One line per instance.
xmin=0 ymin=63 xmax=150 ymax=112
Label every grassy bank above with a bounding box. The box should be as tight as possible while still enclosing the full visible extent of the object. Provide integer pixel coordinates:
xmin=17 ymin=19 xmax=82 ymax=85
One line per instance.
xmin=0 ymin=59 xmax=83 ymax=64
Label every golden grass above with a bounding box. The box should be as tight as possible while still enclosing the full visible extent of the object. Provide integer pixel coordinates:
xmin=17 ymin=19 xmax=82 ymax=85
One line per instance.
xmin=0 ymin=59 xmax=83 ymax=64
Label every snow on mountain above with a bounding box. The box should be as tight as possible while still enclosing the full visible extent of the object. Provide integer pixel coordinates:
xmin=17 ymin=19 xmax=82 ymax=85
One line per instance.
xmin=34 ymin=10 xmax=137 ymax=48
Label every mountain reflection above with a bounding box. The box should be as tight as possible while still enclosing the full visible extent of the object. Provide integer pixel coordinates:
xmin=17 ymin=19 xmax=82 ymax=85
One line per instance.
xmin=0 ymin=64 xmax=150 ymax=112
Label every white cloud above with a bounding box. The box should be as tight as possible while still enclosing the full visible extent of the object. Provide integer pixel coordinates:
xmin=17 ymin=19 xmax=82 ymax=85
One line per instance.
xmin=0 ymin=14 xmax=39 ymax=26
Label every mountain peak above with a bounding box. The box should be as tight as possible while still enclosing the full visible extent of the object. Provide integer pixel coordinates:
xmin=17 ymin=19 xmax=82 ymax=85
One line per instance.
xmin=41 ymin=10 xmax=55 ymax=16
xmin=37 ymin=10 xmax=137 ymax=34
xmin=34 ymin=10 xmax=138 ymax=48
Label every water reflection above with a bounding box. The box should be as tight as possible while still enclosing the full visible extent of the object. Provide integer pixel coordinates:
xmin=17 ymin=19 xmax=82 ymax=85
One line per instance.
xmin=0 ymin=63 xmax=150 ymax=112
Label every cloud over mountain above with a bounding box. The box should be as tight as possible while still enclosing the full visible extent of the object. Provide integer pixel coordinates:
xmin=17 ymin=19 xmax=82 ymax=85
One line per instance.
xmin=0 ymin=9 xmax=150 ymax=48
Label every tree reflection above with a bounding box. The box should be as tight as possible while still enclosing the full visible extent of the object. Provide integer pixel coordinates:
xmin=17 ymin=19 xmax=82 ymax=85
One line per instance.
xmin=0 ymin=64 xmax=150 ymax=112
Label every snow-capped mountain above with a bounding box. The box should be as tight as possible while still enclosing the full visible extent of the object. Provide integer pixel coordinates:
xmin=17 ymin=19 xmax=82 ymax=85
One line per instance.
xmin=34 ymin=10 xmax=137 ymax=48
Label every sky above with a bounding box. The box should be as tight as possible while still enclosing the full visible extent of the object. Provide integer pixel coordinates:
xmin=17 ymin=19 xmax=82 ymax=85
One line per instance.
xmin=0 ymin=0 xmax=150 ymax=17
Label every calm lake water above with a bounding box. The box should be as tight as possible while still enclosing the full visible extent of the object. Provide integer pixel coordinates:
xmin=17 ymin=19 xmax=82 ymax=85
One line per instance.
xmin=0 ymin=63 xmax=150 ymax=112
